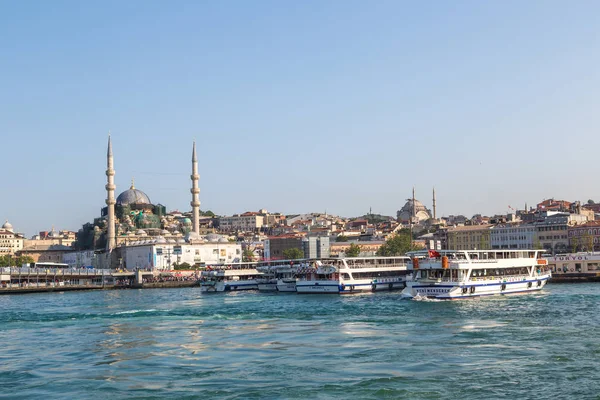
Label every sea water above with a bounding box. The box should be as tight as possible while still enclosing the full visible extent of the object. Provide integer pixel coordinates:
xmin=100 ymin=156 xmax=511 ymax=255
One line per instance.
xmin=0 ymin=284 xmax=599 ymax=399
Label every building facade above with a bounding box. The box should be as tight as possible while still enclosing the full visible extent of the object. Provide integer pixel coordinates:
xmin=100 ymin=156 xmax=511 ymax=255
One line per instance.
xmin=0 ymin=221 xmax=24 ymax=255
xmin=302 ymin=236 xmax=330 ymax=259
xmin=568 ymin=221 xmax=600 ymax=252
xmin=535 ymin=213 xmax=587 ymax=255
xmin=446 ymin=225 xmax=492 ymax=250
xmin=490 ymin=223 xmax=536 ymax=249
xmin=124 ymin=241 xmax=242 ymax=270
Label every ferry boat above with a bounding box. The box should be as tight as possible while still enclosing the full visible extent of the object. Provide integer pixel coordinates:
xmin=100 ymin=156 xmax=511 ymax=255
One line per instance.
xmin=544 ymin=252 xmax=600 ymax=282
xmin=401 ymin=249 xmax=552 ymax=300
xmin=296 ymin=256 xmax=410 ymax=294
xmin=256 ymin=265 xmax=278 ymax=291
xmin=199 ymin=262 xmax=260 ymax=292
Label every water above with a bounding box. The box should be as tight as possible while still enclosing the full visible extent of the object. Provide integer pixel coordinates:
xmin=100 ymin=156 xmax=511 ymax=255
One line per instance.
xmin=0 ymin=284 xmax=599 ymax=399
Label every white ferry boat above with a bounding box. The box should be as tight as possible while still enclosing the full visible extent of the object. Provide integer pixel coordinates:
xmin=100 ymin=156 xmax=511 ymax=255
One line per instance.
xmin=199 ymin=262 xmax=260 ymax=292
xmin=256 ymin=264 xmax=278 ymax=291
xmin=401 ymin=249 xmax=552 ymax=300
xmin=296 ymin=257 xmax=410 ymax=294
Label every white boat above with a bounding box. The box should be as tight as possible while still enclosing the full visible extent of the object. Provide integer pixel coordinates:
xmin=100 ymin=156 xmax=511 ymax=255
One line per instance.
xmin=296 ymin=257 xmax=410 ymax=294
xmin=256 ymin=265 xmax=277 ymax=291
xmin=199 ymin=270 xmax=225 ymax=292
xmin=199 ymin=262 xmax=260 ymax=292
xmin=401 ymin=249 xmax=552 ymax=300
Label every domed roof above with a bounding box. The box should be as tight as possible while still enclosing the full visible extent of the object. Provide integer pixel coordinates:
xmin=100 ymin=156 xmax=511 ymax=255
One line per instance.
xmin=185 ymin=231 xmax=201 ymax=241
xmin=182 ymin=218 xmax=192 ymax=226
xmin=2 ymin=220 xmax=13 ymax=231
xmin=116 ymin=180 xmax=151 ymax=206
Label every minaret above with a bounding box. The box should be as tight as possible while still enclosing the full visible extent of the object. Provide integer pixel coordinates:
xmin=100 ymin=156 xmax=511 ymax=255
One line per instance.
xmin=432 ymin=187 xmax=437 ymax=220
xmin=105 ymin=134 xmax=116 ymax=251
xmin=190 ymin=141 xmax=200 ymax=234
xmin=412 ymin=187 xmax=416 ymax=223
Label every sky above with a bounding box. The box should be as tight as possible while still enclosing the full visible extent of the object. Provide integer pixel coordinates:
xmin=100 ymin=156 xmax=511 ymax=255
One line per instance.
xmin=1 ymin=0 xmax=599 ymax=237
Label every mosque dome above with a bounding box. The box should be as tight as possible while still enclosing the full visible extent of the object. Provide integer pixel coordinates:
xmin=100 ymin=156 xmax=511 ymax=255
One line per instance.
xmin=116 ymin=180 xmax=151 ymax=206
xmin=136 ymin=229 xmax=147 ymax=236
xmin=2 ymin=220 xmax=13 ymax=232
xmin=182 ymin=218 xmax=192 ymax=226
xmin=397 ymin=198 xmax=431 ymax=224
xmin=185 ymin=231 xmax=201 ymax=242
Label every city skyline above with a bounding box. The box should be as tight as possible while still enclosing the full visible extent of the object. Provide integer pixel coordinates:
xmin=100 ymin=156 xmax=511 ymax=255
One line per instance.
xmin=2 ymin=1 xmax=599 ymax=236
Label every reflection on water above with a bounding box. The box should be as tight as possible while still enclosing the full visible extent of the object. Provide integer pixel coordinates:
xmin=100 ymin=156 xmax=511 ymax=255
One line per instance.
xmin=0 ymin=285 xmax=599 ymax=399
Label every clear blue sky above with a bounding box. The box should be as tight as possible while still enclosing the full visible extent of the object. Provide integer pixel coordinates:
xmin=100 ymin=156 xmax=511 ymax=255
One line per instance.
xmin=1 ymin=0 xmax=599 ymax=236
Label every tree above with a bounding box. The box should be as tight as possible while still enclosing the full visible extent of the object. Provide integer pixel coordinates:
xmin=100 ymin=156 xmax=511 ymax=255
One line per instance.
xmin=345 ymin=243 xmax=361 ymax=257
xmin=243 ymin=248 xmax=255 ymax=262
xmin=283 ymin=248 xmax=304 ymax=260
xmin=377 ymin=230 xmax=412 ymax=256
xmin=201 ymin=210 xmax=216 ymax=217
xmin=582 ymin=233 xmax=594 ymax=252
xmin=570 ymin=237 xmax=579 ymax=253
xmin=336 ymin=235 xmax=349 ymax=242
xmin=173 ymin=262 xmax=192 ymax=270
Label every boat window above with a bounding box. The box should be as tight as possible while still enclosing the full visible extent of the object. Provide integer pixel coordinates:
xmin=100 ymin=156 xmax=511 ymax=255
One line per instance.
xmin=342 ymin=273 xmax=351 ymax=279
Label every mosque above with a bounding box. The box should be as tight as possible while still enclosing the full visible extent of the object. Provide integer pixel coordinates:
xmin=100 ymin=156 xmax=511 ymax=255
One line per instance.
xmin=396 ymin=187 xmax=437 ymax=225
xmin=70 ymin=136 xmax=240 ymax=269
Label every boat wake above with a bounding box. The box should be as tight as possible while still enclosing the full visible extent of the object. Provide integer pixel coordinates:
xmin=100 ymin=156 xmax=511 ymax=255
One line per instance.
xmin=411 ymin=293 xmax=441 ymax=302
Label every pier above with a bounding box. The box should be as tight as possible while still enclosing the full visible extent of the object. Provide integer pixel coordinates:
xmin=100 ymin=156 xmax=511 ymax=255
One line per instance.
xmin=0 ymin=267 xmax=199 ymax=294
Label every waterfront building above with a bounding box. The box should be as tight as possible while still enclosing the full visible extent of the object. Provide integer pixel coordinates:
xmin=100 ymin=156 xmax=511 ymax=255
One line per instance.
xmin=0 ymin=221 xmax=24 ymax=255
xmin=568 ymin=221 xmax=600 ymax=252
xmin=446 ymin=224 xmax=492 ymax=250
xmin=123 ymin=235 xmax=241 ymax=270
xmin=535 ymin=213 xmax=587 ymax=255
xmin=62 ymin=250 xmax=96 ymax=268
xmin=490 ymin=223 xmax=536 ymax=249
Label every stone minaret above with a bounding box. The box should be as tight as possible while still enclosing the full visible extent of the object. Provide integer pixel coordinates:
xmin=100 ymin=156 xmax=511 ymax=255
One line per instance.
xmin=190 ymin=141 xmax=201 ymax=234
xmin=105 ymin=134 xmax=116 ymax=251
xmin=432 ymin=187 xmax=437 ymax=220
xmin=412 ymin=187 xmax=416 ymax=223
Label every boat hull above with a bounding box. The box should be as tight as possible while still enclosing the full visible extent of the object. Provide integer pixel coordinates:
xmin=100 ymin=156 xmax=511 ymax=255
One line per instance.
xmin=257 ymin=282 xmax=278 ymax=291
xmin=401 ymin=276 xmax=551 ymax=299
xmin=200 ymin=281 xmax=225 ymax=292
xmin=296 ymin=279 xmax=406 ymax=294
xmin=276 ymin=279 xmax=296 ymax=292
xmin=224 ymin=280 xmax=258 ymax=291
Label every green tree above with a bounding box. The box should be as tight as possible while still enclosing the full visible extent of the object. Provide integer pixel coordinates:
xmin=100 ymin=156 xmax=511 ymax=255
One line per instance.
xmin=201 ymin=210 xmax=216 ymax=217
xmin=243 ymin=248 xmax=255 ymax=262
xmin=376 ymin=230 xmax=412 ymax=256
xmin=345 ymin=243 xmax=361 ymax=257
xmin=570 ymin=237 xmax=579 ymax=253
xmin=283 ymin=248 xmax=304 ymax=260
xmin=336 ymin=235 xmax=349 ymax=242
xmin=582 ymin=233 xmax=594 ymax=252
xmin=173 ymin=262 xmax=192 ymax=270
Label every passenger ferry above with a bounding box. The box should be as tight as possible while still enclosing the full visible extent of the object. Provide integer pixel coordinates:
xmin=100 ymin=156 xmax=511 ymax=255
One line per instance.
xmin=199 ymin=262 xmax=260 ymax=292
xmin=401 ymin=249 xmax=551 ymax=300
xmin=544 ymin=252 xmax=600 ymax=282
xmin=296 ymin=256 xmax=410 ymax=294
xmin=256 ymin=264 xmax=278 ymax=291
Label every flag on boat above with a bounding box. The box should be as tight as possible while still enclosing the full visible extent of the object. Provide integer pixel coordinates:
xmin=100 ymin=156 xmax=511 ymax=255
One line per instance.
xmin=428 ymin=250 xmax=441 ymax=258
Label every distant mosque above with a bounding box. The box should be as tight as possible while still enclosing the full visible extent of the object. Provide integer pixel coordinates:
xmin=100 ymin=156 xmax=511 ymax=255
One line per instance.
xmin=397 ymin=187 xmax=437 ymax=224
